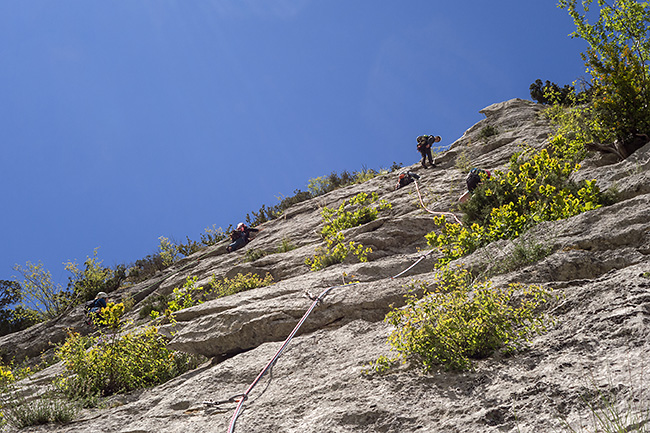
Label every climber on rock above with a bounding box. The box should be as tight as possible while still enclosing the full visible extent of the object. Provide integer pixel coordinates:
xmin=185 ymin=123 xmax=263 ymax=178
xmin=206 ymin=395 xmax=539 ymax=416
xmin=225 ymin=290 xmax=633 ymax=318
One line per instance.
xmin=226 ymin=222 xmax=259 ymax=253
xmin=84 ymin=291 xmax=108 ymax=326
xmin=458 ymin=167 xmax=491 ymax=203
xmin=416 ymin=134 xmax=441 ymax=168
xmin=394 ymin=171 xmax=420 ymax=190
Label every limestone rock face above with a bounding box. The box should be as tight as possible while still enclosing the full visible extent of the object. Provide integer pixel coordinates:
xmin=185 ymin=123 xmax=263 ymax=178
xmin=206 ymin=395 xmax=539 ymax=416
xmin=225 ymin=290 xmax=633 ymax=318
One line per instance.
xmin=5 ymin=98 xmax=650 ymax=433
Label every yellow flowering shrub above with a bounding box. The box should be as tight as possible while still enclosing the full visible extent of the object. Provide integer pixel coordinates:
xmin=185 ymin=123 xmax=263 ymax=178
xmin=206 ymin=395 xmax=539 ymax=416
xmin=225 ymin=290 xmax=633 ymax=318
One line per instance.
xmin=209 ymin=272 xmax=274 ymax=298
xmin=376 ymin=265 xmax=557 ymax=372
xmin=56 ymin=327 xmax=198 ymax=399
xmin=306 ymin=192 xmax=391 ymax=271
xmin=427 ymin=146 xmax=605 ymax=264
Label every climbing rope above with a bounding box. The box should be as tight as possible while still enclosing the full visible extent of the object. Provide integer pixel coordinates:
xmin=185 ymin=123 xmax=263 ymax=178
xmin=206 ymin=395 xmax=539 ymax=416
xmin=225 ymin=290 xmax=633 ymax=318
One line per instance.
xmin=390 ymin=250 xmax=435 ymax=279
xmin=224 ymin=282 xmax=359 ymax=433
xmin=413 ymin=179 xmax=463 ymax=225
xmin=218 ymin=175 xmax=461 ymax=431
xmin=222 ymin=248 xmax=443 ymax=430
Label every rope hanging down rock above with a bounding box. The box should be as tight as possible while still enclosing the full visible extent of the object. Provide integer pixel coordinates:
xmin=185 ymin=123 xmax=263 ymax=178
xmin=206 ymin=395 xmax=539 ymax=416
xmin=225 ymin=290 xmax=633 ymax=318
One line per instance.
xmin=224 ymin=282 xmax=359 ymax=433
xmin=221 ymin=248 xmax=444 ymax=431
xmin=413 ymin=179 xmax=463 ymax=225
xmin=218 ymin=175 xmax=461 ymax=431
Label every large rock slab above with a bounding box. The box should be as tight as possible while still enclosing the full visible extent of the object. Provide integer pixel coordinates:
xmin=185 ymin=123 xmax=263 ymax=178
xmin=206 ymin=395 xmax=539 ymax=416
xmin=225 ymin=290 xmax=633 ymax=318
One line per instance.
xmin=6 ymin=98 xmax=649 ymax=433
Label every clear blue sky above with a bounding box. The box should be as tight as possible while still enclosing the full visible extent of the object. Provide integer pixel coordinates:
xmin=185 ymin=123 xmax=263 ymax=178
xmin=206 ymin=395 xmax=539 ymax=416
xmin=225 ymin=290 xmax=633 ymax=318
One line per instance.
xmin=1 ymin=1 xmax=587 ymax=286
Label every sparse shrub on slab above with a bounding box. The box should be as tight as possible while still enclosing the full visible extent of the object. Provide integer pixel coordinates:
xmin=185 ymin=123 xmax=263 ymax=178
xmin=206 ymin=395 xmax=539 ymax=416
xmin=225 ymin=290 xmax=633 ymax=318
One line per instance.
xmin=209 ymin=272 xmax=274 ymax=298
xmin=306 ymin=192 xmax=391 ymax=271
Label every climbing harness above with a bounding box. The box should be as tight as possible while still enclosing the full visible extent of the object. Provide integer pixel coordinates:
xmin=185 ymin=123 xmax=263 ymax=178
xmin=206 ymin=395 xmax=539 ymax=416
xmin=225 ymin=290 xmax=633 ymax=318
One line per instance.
xmin=224 ymin=282 xmax=359 ymax=433
xmin=413 ymin=179 xmax=463 ymax=225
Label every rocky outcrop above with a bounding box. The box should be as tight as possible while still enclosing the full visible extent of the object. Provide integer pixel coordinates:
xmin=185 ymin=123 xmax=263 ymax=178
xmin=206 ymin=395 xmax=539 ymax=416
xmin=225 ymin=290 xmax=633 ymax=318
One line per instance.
xmin=5 ymin=99 xmax=649 ymax=433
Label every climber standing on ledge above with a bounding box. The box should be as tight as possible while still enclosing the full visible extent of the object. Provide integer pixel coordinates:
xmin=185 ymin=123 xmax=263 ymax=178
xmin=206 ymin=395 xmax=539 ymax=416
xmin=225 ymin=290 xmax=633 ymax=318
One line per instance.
xmin=416 ymin=134 xmax=441 ymax=168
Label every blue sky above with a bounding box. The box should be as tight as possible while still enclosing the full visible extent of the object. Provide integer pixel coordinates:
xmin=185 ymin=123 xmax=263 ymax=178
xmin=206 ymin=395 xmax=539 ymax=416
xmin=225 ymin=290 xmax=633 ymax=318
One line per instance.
xmin=1 ymin=1 xmax=587 ymax=286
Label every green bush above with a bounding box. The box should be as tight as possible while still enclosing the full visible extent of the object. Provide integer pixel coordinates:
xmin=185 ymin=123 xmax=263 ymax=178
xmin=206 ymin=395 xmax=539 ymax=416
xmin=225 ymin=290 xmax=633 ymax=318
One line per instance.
xmin=305 ymin=233 xmax=374 ymax=271
xmin=485 ymin=237 xmax=554 ymax=277
xmin=158 ymin=237 xmax=180 ymax=267
xmin=381 ymin=266 xmax=556 ymax=371
xmin=200 ymin=224 xmax=230 ymax=246
xmin=11 ymin=261 xmax=71 ymax=321
xmin=428 ymin=146 xmax=605 ymax=264
xmin=2 ymin=391 xmax=78 ymax=428
xmin=138 ymin=294 xmax=169 ymax=320
xmin=529 ymin=79 xmax=582 ymax=106
xmin=306 ymin=192 xmax=391 ymax=271
xmin=246 ymin=164 xmax=398 ymax=227
xmin=478 ymin=125 xmax=499 ymax=141
xmin=56 ymin=326 xmax=200 ymax=399
xmin=276 ymin=238 xmax=296 ymax=253
xmin=127 ymin=253 xmax=166 ymax=283
xmin=64 ymin=248 xmax=126 ymax=303
xmin=559 ymin=0 xmax=650 ymax=145
xmin=0 ymin=281 xmax=40 ymax=336
xmin=167 ymin=276 xmax=206 ymax=314
xmin=209 ymin=272 xmax=274 ymax=298
xmin=243 ymin=248 xmax=269 ymax=262
xmin=242 ymin=238 xmax=296 ymax=263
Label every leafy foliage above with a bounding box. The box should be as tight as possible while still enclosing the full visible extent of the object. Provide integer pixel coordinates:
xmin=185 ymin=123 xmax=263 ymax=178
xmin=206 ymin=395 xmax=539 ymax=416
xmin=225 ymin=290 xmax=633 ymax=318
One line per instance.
xmin=246 ymin=165 xmax=398 ymax=227
xmin=209 ymin=272 xmax=274 ymax=298
xmin=158 ymin=236 xmax=181 ymax=267
xmin=276 ymin=237 xmax=296 ymax=253
xmin=126 ymin=253 xmax=166 ymax=283
xmin=199 ymin=224 xmax=230 ymax=246
xmin=11 ymin=261 xmax=71 ymax=321
xmin=2 ymin=390 xmax=78 ymax=428
xmin=426 ymin=146 xmax=605 ymax=264
xmin=167 ymin=277 xmax=205 ymax=314
xmin=243 ymin=248 xmax=269 ymax=262
xmin=55 ymin=299 xmax=201 ymax=403
xmin=381 ymin=266 xmax=556 ymax=371
xmin=529 ymin=79 xmax=583 ymax=105
xmin=64 ymin=248 xmax=126 ymax=303
xmin=56 ymin=327 xmax=199 ymax=399
xmin=478 ymin=125 xmax=499 ymax=141
xmin=559 ymin=0 xmax=650 ymax=143
xmin=0 ymin=280 xmax=39 ymax=336
xmin=138 ymin=294 xmax=169 ymax=320
xmin=306 ymin=192 xmax=392 ymax=271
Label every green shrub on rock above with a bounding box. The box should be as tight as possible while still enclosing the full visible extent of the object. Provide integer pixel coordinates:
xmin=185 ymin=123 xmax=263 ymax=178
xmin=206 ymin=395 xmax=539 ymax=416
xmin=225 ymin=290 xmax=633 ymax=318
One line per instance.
xmin=427 ymin=146 xmax=605 ymax=264
xmin=379 ymin=266 xmax=557 ymax=372
xmin=56 ymin=326 xmax=199 ymax=400
xmin=209 ymin=272 xmax=274 ymax=298
xmin=306 ymin=192 xmax=391 ymax=271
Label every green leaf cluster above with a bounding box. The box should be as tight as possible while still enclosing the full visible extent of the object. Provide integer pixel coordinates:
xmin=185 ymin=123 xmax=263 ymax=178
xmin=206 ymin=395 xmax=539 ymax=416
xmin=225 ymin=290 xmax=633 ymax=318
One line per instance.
xmin=167 ymin=276 xmax=204 ymax=314
xmin=209 ymin=272 xmax=274 ymax=298
xmin=56 ymin=327 xmax=199 ymax=399
xmin=306 ymin=192 xmax=391 ymax=271
xmin=11 ymin=261 xmax=72 ymax=321
xmin=64 ymin=248 xmax=127 ymax=303
xmin=427 ymin=147 xmax=604 ymax=264
xmin=382 ymin=266 xmax=556 ymax=371
xmin=559 ymin=0 xmax=650 ymax=142
xmin=2 ymin=391 xmax=78 ymax=428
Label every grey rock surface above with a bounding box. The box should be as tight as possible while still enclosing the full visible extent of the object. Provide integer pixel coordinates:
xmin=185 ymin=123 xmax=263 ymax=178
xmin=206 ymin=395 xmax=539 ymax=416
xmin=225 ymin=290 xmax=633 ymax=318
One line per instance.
xmin=5 ymin=98 xmax=649 ymax=433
